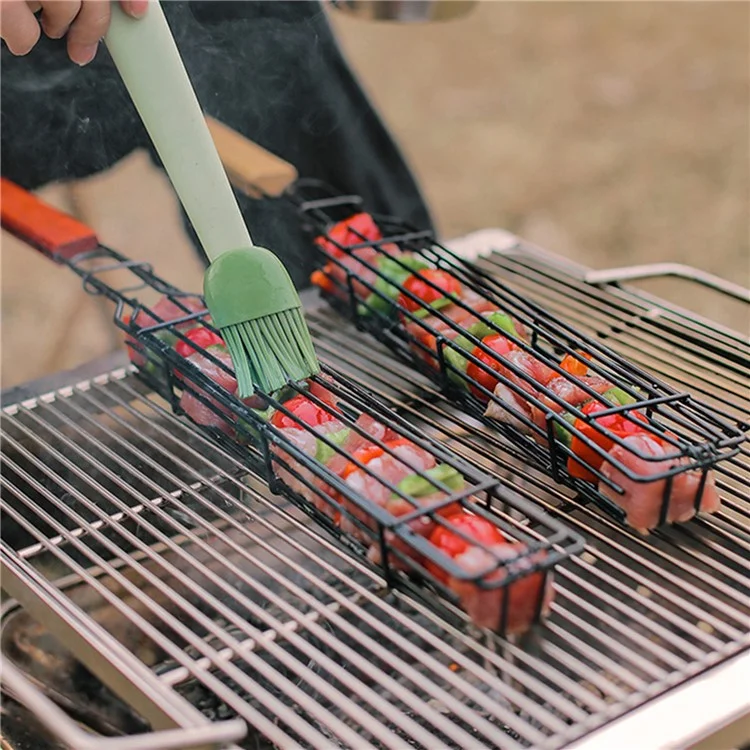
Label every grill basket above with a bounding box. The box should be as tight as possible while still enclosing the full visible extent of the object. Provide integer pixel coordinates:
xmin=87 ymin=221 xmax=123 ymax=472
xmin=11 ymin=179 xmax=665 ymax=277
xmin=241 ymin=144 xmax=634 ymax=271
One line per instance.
xmin=2 ymin=211 xmax=583 ymax=636
xmin=2 ymin=177 xmax=749 ymax=750
xmin=294 ymin=181 xmax=747 ymax=528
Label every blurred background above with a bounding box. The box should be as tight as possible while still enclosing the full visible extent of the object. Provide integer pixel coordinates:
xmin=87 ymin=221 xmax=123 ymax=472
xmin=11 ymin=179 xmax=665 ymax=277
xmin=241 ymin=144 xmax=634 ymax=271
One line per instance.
xmin=1 ymin=1 xmax=748 ymax=389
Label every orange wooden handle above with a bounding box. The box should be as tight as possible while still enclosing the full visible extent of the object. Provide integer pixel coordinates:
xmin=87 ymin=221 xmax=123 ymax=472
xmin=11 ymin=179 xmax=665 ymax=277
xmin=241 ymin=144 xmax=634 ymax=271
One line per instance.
xmin=0 ymin=178 xmax=99 ymax=260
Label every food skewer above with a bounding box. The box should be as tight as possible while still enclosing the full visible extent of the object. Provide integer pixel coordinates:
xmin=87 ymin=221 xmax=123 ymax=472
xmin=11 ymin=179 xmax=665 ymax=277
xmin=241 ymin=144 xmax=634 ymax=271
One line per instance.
xmin=310 ymin=212 xmax=726 ymax=533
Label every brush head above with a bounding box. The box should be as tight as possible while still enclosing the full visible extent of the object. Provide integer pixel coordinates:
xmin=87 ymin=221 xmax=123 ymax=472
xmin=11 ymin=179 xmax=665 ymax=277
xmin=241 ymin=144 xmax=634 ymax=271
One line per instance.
xmin=204 ymin=246 xmax=320 ymax=396
xmin=222 ymin=309 xmax=320 ymax=396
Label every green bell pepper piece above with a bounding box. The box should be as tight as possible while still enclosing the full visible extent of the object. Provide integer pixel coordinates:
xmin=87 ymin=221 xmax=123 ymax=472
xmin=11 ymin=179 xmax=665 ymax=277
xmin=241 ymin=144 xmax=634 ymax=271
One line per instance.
xmin=236 ymin=406 xmax=274 ymax=443
xmin=396 ymin=463 xmax=466 ymax=498
xmin=412 ymin=296 xmax=454 ymax=319
xmin=358 ymin=255 xmax=431 ymax=317
xmin=440 ymin=311 xmax=517 ymax=389
xmin=156 ymin=329 xmax=178 ymax=348
xmin=553 ymin=412 xmax=577 ymax=447
xmin=443 ymin=334 xmax=475 ymax=389
xmin=315 ymin=427 xmax=351 ymax=465
xmin=603 ymin=386 xmax=638 ymax=406
xmin=466 ymin=311 xmax=518 ymax=340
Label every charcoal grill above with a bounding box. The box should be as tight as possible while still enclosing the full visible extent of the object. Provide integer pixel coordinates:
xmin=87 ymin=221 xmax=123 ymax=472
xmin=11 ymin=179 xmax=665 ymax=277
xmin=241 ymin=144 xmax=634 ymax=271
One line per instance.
xmin=2 ymin=210 xmax=749 ymax=748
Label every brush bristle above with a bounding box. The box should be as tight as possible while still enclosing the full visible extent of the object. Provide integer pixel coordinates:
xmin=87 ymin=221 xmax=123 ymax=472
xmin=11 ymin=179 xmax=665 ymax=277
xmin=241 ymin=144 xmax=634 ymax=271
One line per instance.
xmin=221 ymin=309 xmax=320 ymax=397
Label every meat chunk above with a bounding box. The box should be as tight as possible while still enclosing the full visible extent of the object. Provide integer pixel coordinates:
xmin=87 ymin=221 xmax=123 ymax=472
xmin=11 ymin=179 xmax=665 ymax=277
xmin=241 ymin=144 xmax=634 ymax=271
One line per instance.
xmin=600 ymin=433 xmax=721 ymax=533
xmin=126 ymin=295 xmax=206 ymax=367
xmin=339 ymin=442 xmax=437 ymax=541
xmin=450 ymin=545 xmax=554 ymax=635
xmin=178 ymin=348 xmax=237 ymax=434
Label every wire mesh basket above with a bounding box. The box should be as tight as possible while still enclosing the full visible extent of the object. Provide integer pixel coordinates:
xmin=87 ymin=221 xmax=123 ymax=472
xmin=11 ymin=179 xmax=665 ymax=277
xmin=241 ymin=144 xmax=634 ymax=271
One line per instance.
xmin=29 ymin=237 xmax=583 ymax=636
xmin=293 ymin=181 xmax=748 ymax=531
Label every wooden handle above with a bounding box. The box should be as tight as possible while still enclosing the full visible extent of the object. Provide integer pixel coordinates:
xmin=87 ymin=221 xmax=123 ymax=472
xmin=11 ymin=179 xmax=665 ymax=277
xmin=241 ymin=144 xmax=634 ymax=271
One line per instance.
xmin=205 ymin=116 xmax=298 ymax=198
xmin=0 ymin=178 xmax=99 ymax=260
xmin=0 ymin=116 xmax=294 ymax=261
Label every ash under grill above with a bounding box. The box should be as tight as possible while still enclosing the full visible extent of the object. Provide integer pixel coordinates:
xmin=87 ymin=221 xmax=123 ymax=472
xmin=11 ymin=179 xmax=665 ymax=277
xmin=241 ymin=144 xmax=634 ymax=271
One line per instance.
xmin=2 ymin=245 xmax=749 ymax=750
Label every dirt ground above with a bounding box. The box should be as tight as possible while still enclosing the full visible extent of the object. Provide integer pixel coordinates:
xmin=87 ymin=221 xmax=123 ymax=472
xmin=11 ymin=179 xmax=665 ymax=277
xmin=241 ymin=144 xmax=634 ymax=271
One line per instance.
xmin=1 ymin=1 xmax=748 ymax=389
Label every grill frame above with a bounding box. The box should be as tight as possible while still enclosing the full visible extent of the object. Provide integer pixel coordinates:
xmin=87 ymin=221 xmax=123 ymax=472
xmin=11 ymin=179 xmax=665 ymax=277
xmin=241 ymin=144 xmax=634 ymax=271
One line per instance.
xmin=1 ymin=236 xmax=749 ymax=750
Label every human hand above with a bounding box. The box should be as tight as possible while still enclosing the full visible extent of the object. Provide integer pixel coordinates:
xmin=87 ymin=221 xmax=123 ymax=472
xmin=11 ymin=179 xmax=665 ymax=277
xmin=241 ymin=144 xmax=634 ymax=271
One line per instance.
xmin=0 ymin=0 xmax=148 ymax=65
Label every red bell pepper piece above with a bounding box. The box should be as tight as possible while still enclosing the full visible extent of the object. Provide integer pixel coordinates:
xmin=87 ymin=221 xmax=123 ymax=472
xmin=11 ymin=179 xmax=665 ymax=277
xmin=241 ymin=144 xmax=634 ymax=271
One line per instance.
xmin=175 ymin=327 xmax=225 ymax=359
xmin=270 ymin=393 xmax=341 ymax=430
xmin=425 ymin=511 xmax=507 ymax=585
xmin=465 ymin=333 xmax=518 ymax=399
xmin=314 ymin=213 xmax=382 ymax=259
xmin=397 ymin=268 xmax=462 ymax=314
xmin=567 ymin=399 xmax=649 ymax=481
xmin=310 ymin=268 xmax=337 ymax=294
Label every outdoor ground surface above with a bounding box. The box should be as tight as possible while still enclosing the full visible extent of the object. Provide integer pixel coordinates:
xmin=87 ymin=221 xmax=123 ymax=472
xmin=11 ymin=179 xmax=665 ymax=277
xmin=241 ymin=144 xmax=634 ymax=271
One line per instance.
xmin=2 ymin=1 xmax=748 ymax=388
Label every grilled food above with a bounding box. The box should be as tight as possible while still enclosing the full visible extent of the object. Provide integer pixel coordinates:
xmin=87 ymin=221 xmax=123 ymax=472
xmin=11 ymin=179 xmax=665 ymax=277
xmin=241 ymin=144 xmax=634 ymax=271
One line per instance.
xmin=124 ymin=294 xmax=206 ymax=370
xmin=311 ymin=215 xmax=721 ymax=532
xmin=123 ymin=299 xmax=553 ymax=635
xmin=426 ymin=511 xmax=553 ymax=636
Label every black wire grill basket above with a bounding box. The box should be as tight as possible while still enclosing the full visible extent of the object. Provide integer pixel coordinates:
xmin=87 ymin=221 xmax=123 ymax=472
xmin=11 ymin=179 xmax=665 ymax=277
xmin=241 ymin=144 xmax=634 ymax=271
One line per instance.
xmin=2 ymin=181 xmax=584 ymax=636
xmin=291 ymin=180 xmax=747 ymax=530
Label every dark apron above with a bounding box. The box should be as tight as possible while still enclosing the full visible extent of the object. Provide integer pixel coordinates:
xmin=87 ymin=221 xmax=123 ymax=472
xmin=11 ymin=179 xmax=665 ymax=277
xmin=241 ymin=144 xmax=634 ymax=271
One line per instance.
xmin=0 ymin=0 xmax=433 ymax=288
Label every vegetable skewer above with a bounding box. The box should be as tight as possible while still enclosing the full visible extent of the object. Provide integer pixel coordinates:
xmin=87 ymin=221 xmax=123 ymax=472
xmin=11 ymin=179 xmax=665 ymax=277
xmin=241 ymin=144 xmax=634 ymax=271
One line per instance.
xmin=123 ymin=298 xmax=557 ymax=636
xmin=310 ymin=214 xmax=721 ymax=533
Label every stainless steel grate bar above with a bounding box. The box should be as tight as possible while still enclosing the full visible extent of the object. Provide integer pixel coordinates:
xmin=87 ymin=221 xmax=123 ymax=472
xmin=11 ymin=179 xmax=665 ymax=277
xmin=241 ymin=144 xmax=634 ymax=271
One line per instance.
xmin=3 ymin=364 xmax=747 ymax=749
xmin=0 ymin=461 xmax=332 ymax=750
xmin=2 ymin=419 xmax=452 ymax=750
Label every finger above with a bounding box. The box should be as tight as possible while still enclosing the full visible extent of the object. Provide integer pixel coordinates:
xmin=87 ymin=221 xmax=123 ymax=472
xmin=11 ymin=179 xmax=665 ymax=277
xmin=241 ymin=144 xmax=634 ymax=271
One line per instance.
xmin=0 ymin=0 xmax=41 ymax=55
xmin=119 ymin=0 xmax=148 ymax=19
xmin=66 ymin=0 xmax=110 ymax=66
xmin=39 ymin=0 xmax=81 ymax=39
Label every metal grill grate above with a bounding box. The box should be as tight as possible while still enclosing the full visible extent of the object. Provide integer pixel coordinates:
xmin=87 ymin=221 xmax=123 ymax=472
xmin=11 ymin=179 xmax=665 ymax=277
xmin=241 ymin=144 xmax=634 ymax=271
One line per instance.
xmin=2 ymin=246 xmax=749 ymax=750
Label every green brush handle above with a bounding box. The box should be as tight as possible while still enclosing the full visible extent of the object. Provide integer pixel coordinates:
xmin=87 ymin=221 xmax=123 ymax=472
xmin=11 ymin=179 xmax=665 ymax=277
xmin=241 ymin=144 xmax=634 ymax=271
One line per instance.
xmin=104 ymin=1 xmax=252 ymax=261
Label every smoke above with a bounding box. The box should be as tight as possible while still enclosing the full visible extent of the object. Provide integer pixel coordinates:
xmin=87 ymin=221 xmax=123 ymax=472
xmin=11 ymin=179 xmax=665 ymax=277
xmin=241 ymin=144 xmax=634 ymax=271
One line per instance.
xmin=1 ymin=1 xmax=433 ymax=288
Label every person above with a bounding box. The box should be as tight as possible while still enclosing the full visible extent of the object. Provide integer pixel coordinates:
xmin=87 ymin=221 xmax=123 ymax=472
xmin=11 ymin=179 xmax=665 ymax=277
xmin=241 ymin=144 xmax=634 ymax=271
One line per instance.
xmin=0 ymin=0 xmax=433 ymax=288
